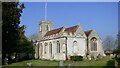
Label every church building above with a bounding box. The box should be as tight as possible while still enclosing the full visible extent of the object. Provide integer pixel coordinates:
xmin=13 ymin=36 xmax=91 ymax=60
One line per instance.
xmin=33 ymin=20 xmax=104 ymax=60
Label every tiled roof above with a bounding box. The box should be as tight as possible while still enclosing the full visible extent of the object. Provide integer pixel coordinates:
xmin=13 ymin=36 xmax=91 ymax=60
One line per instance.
xmin=65 ymin=25 xmax=78 ymax=33
xmin=84 ymin=30 xmax=93 ymax=37
xmin=44 ymin=25 xmax=78 ymax=37
xmin=44 ymin=27 xmax=63 ymax=36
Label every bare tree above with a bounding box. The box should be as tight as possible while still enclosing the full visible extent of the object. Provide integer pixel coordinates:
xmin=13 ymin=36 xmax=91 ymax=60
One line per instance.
xmin=114 ymin=39 xmax=118 ymax=50
xmin=29 ymin=33 xmax=39 ymax=40
xmin=116 ymin=32 xmax=120 ymax=52
xmin=103 ymin=35 xmax=115 ymax=51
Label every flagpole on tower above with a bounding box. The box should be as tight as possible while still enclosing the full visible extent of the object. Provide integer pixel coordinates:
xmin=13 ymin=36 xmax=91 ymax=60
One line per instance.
xmin=45 ymin=0 xmax=47 ymax=20
xmin=78 ymin=21 xmax=80 ymax=26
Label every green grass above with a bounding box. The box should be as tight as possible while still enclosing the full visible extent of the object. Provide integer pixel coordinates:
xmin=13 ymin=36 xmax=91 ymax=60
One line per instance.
xmin=2 ymin=56 xmax=116 ymax=67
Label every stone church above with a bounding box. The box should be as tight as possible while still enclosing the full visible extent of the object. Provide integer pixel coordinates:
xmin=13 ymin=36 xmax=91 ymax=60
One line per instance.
xmin=33 ymin=20 xmax=104 ymax=60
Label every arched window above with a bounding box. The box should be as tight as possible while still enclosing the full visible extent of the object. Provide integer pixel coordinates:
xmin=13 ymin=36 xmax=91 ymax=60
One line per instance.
xmin=57 ymin=41 xmax=60 ymax=53
xmin=90 ymin=37 xmax=97 ymax=51
xmin=40 ymin=43 xmax=43 ymax=55
xmin=49 ymin=42 xmax=52 ymax=54
xmin=46 ymin=25 xmax=49 ymax=31
xmin=73 ymin=41 xmax=78 ymax=53
xmin=44 ymin=43 xmax=48 ymax=54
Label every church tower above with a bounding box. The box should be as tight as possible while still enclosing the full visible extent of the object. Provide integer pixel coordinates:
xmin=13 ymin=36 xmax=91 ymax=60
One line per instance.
xmin=39 ymin=20 xmax=52 ymax=40
xmin=39 ymin=2 xmax=53 ymax=40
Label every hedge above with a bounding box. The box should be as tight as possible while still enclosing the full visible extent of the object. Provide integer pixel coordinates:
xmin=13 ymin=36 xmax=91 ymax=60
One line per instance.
xmin=70 ymin=56 xmax=83 ymax=61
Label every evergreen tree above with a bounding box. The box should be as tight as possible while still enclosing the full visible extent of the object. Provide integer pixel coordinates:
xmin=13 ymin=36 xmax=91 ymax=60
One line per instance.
xmin=2 ymin=2 xmax=34 ymax=64
xmin=2 ymin=2 xmax=24 ymax=59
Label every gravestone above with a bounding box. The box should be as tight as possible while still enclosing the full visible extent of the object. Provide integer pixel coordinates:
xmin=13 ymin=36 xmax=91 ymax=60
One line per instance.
xmin=4 ymin=57 xmax=8 ymax=65
xmin=59 ymin=60 xmax=64 ymax=68
xmin=26 ymin=62 xmax=32 ymax=66
xmin=68 ymin=64 xmax=71 ymax=68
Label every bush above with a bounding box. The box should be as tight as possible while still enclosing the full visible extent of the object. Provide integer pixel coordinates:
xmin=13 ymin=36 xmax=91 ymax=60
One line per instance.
xmin=95 ymin=58 xmax=100 ymax=61
xmin=116 ymin=54 xmax=120 ymax=60
xmin=115 ymin=54 xmax=120 ymax=65
xmin=70 ymin=56 xmax=83 ymax=61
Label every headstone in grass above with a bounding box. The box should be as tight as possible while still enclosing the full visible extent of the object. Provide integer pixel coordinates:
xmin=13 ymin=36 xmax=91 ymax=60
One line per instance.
xmin=68 ymin=64 xmax=71 ymax=68
xmin=59 ymin=60 xmax=63 ymax=66
xmin=110 ymin=54 xmax=113 ymax=57
xmin=87 ymin=55 xmax=91 ymax=61
xmin=103 ymin=54 xmax=106 ymax=57
xmin=94 ymin=56 xmax=97 ymax=60
xmin=26 ymin=62 xmax=32 ymax=66
xmin=4 ymin=57 xmax=8 ymax=65
xmin=117 ymin=54 xmax=120 ymax=58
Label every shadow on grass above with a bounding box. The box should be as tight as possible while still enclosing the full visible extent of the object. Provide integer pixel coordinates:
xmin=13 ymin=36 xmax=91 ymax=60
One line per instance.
xmin=104 ymin=60 xmax=116 ymax=68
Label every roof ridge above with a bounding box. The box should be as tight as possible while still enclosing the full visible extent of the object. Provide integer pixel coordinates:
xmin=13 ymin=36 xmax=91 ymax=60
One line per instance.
xmin=44 ymin=27 xmax=64 ymax=37
xmin=66 ymin=25 xmax=78 ymax=29
xmin=85 ymin=30 xmax=93 ymax=32
xmin=44 ymin=25 xmax=79 ymax=37
xmin=65 ymin=25 xmax=78 ymax=33
xmin=48 ymin=27 xmax=64 ymax=32
xmin=84 ymin=30 xmax=93 ymax=37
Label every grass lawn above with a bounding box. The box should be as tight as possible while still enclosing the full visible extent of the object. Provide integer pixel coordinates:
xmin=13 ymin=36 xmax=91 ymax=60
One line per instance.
xmin=2 ymin=56 xmax=116 ymax=67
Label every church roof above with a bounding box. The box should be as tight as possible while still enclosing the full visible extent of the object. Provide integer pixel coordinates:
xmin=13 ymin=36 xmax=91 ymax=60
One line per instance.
xmin=65 ymin=25 xmax=78 ymax=33
xmin=84 ymin=30 xmax=93 ymax=37
xmin=44 ymin=27 xmax=64 ymax=36
xmin=44 ymin=25 xmax=78 ymax=37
